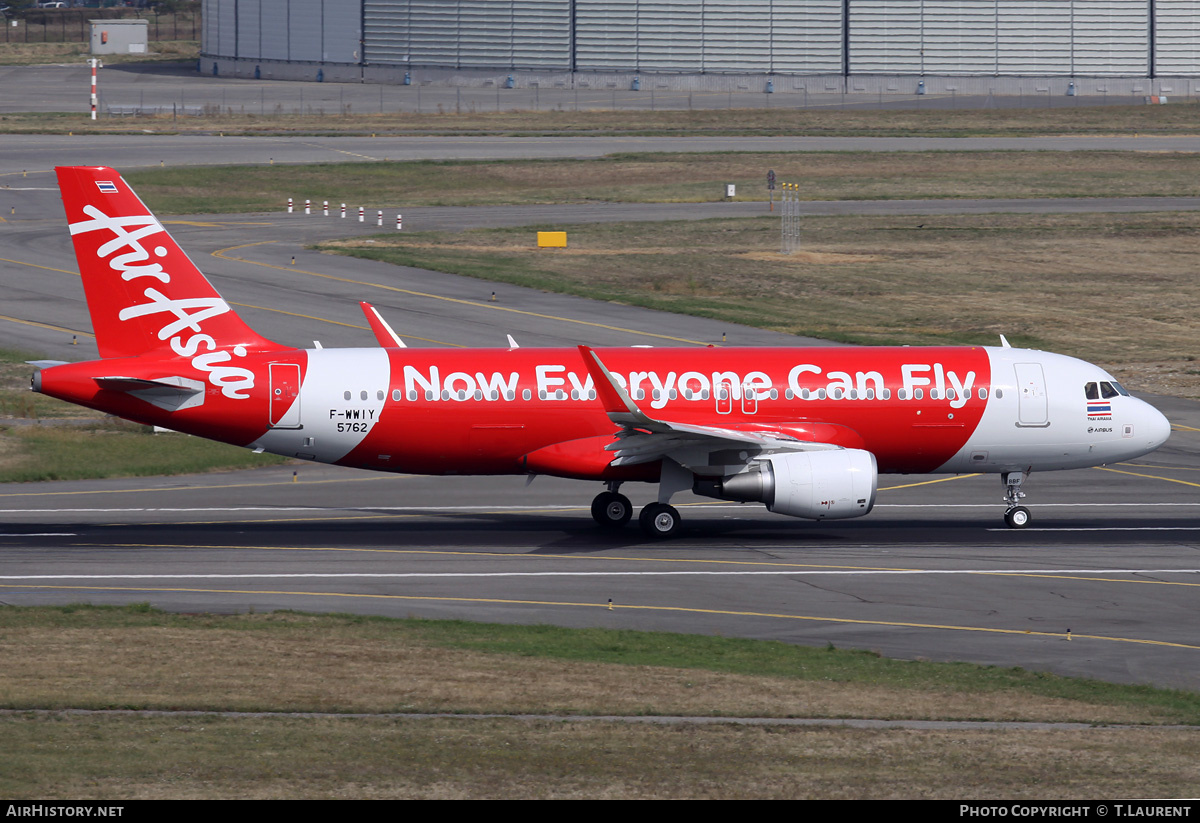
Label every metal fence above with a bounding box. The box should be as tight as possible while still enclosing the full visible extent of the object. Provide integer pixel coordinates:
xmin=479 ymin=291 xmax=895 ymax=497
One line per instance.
xmin=138 ymin=67 xmax=1195 ymax=121
xmin=2 ymin=9 xmax=199 ymax=44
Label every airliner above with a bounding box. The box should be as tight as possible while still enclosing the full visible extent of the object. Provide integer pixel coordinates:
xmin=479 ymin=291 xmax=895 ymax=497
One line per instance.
xmin=31 ymin=166 xmax=1172 ymax=537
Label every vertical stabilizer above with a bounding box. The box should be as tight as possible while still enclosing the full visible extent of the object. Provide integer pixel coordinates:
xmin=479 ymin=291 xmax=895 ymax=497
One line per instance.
xmin=56 ymin=166 xmax=277 ymax=360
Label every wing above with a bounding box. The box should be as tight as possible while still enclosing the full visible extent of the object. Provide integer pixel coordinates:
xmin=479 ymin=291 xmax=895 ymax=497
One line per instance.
xmin=577 ymin=345 xmax=844 ymax=472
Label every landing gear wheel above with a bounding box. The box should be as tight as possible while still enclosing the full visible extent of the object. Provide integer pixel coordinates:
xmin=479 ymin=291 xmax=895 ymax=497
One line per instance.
xmin=639 ymin=502 xmax=681 ymax=539
xmin=591 ymin=492 xmax=632 ymax=529
xmin=1005 ymin=506 xmax=1031 ymax=529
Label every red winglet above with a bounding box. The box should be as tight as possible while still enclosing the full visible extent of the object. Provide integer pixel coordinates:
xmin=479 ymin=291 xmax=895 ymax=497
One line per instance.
xmin=578 ymin=345 xmax=634 ymax=415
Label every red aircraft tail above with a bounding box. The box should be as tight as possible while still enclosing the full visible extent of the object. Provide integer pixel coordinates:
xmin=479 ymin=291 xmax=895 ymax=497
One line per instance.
xmin=56 ymin=165 xmax=277 ymax=360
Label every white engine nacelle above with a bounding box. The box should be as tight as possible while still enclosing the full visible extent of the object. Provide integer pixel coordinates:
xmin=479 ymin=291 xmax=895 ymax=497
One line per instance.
xmin=702 ymin=449 xmax=878 ymax=521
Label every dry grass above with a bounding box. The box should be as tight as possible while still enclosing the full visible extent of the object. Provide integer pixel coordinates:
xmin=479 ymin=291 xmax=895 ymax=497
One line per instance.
xmin=0 ymin=627 xmax=1171 ymax=725
xmin=3 ymin=715 xmax=1197 ymax=799
xmin=124 ymin=151 xmax=1200 ymax=213
xmin=0 ymin=349 xmax=101 ymax=421
xmin=0 ymin=40 xmax=198 ymax=66
xmin=2 ymin=610 xmax=1198 ymax=799
xmin=322 ymin=211 xmax=1200 ymax=396
xmin=8 ymin=99 xmax=1200 ymax=137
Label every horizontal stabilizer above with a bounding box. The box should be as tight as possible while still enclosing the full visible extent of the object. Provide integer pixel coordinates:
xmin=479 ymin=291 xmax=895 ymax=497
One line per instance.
xmin=26 ymin=360 xmax=69 ymax=370
xmin=94 ymin=375 xmax=205 ymax=412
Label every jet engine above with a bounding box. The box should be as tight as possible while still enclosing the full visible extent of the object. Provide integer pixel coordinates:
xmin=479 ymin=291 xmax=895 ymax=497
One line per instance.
xmin=694 ymin=449 xmax=877 ymax=520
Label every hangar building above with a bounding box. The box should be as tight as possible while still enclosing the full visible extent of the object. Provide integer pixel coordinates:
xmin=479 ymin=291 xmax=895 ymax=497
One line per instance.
xmin=200 ymin=1 xmax=1200 ymax=97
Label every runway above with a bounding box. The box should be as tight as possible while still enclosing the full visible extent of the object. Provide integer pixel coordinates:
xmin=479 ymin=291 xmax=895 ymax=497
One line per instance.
xmin=0 ymin=128 xmax=1197 ymax=690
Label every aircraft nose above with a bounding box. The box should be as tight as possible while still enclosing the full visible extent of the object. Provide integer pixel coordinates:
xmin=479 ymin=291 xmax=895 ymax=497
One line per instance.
xmin=1140 ymin=400 xmax=1172 ymax=452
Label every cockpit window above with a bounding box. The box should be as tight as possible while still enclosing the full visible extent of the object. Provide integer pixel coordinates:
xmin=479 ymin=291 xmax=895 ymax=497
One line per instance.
xmin=1099 ymin=381 xmax=1120 ymax=399
xmin=1110 ymin=381 xmax=1130 ymax=397
xmin=1084 ymin=382 xmax=1099 ymax=400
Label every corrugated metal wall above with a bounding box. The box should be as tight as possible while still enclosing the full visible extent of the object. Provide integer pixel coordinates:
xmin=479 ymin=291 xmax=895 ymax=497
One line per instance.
xmin=852 ymin=1 xmax=1148 ymax=76
xmin=202 ymin=0 xmax=361 ymax=63
xmin=1156 ymin=0 xmax=1200 ymax=75
xmin=460 ymin=0 xmax=846 ymax=74
xmin=363 ymin=1 xmax=572 ymax=70
xmin=203 ymin=1 xmax=1200 ymax=76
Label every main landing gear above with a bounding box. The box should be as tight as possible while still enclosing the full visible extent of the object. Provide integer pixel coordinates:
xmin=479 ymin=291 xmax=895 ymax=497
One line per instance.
xmin=590 ymin=483 xmax=681 ymax=538
xmin=1003 ymin=471 xmax=1031 ymax=529
xmin=638 ymin=502 xmax=681 ymax=539
xmin=591 ymin=483 xmax=632 ymax=530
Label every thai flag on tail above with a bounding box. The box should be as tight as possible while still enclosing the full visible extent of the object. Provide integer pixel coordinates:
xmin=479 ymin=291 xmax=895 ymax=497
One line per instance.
xmin=96 ymin=180 xmax=118 ymax=194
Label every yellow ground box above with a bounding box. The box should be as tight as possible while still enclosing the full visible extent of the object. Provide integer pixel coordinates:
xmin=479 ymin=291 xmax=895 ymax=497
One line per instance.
xmin=537 ymin=231 xmax=568 ymax=248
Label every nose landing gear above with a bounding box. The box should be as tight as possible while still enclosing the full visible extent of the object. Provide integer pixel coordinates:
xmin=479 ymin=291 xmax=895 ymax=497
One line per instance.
xmin=1003 ymin=471 xmax=1031 ymax=529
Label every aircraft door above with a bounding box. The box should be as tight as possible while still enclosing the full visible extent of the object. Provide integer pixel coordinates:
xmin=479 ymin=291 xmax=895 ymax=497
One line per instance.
xmin=1014 ymin=362 xmax=1049 ymax=427
xmin=269 ymin=363 xmax=302 ymax=429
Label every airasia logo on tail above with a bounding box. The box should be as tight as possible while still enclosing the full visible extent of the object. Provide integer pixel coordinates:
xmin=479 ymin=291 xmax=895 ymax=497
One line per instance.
xmin=69 ymin=204 xmax=255 ymax=399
